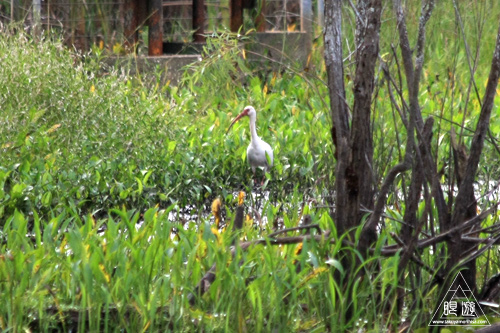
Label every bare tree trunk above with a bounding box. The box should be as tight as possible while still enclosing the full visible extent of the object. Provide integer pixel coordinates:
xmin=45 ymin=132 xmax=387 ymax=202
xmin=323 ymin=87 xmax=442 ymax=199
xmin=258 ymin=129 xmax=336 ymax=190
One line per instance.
xmin=349 ymin=0 xmax=381 ymax=250
xmin=324 ymin=0 xmax=381 ymax=244
xmin=323 ymin=0 xmax=350 ymax=237
xmin=323 ymin=0 xmax=382 ymax=324
xmin=447 ymin=20 xmax=500 ymax=288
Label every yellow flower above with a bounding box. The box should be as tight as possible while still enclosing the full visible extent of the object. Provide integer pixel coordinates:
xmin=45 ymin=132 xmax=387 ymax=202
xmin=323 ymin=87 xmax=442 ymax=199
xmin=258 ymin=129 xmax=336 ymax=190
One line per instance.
xmin=238 ymin=191 xmax=245 ymax=206
xmin=212 ymin=198 xmax=222 ymax=228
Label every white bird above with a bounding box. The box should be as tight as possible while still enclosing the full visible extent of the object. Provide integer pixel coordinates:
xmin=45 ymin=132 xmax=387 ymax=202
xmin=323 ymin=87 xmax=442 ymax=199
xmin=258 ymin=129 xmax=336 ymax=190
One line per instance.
xmin=227 ymin=106 xmax=274 ymax=182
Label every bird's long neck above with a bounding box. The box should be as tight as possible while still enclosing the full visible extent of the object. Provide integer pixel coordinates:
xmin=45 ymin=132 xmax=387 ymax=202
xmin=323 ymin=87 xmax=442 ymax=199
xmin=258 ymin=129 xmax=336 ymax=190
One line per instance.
xmin=249 ymin=114 xmax=259 ymax=143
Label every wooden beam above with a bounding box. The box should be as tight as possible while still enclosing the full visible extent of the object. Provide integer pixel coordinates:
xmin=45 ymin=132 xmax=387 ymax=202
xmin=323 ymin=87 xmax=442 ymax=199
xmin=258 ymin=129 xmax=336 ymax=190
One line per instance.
xmin=148 ymin=0 xmax=163 ymax=56
xmin=193 ymin=0 xmax=205 ymax=42
xmin=230 ymin=0 xmax=243 ymax=32
xmin=123 ymin=0 xmax=139 ymax=50
xmin=137 ymin=0 xmax=147 ymax=24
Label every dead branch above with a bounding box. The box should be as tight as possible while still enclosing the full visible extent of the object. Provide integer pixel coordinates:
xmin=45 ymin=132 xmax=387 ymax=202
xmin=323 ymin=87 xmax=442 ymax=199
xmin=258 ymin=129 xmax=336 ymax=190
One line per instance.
xmin=390 ymin=232 xmax=439 ymax=278
xmin=457 ymin=233 xmax=500 ymax=268
xmin=267 ymin=224 xmax=322 ymax=238
xmin=381 ymin=206 xmax=498 ymax=254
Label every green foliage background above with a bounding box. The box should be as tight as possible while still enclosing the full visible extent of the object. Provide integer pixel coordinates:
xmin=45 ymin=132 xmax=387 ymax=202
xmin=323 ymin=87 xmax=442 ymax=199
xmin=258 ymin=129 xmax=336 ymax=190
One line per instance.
xmin=2 ymin=0 xmax=500 ymax=331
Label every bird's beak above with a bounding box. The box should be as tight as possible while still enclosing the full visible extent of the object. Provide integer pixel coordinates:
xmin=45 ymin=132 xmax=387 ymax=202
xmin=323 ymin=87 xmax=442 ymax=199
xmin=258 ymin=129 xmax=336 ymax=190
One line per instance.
xmin=226 ymin=110 xmax=248 ymax=134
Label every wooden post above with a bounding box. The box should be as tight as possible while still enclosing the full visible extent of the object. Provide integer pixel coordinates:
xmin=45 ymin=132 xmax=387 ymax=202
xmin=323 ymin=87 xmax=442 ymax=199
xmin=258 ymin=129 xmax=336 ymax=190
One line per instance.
xmin=138 ymin=0 xmax=148 ymax=24
xmin=301 ymin=0 xmax=312 ymax=65
xmin=193 ymin=0 xmax=205 ymax=42
xmin=230 ymin=0 xmax=243 ymax=32
xmin=123 ymin=0 xmax=139 ymax=49
xmin=254 ymin=0 xmax=266 ymax=32
xmin=148 ymin=0 xmax=163 ymax=56
xmin=76 ymin=3 xmax=87 ymax=50
xmin=70 ymin=1 xmax=87 ymax=51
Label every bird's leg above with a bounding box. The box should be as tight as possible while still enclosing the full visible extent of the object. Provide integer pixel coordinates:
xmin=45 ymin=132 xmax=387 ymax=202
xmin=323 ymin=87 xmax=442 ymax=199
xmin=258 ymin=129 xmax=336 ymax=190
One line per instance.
xmin=251 ymin=169 xmax=257 ymax=188
xmin=260 ymin=168 xmax=271 ymax=187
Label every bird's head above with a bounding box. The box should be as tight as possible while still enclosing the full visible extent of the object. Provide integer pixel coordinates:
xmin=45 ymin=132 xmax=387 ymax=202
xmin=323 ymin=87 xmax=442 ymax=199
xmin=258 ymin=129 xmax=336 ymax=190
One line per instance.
xmin=243 ymin=106 xmax=256 ymax=118
xmin=226 ymin=105 xmax=256 ymax=134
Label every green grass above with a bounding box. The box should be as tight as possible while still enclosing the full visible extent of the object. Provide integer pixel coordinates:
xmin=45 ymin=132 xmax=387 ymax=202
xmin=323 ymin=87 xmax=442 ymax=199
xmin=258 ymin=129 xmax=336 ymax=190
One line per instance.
xmin=1 ymin=205 xmax=400 ymax=331
xmin=2 ymin=0 xmax=500 ymax=330
xmin=0 ymin=28 xmax=331 ymax=223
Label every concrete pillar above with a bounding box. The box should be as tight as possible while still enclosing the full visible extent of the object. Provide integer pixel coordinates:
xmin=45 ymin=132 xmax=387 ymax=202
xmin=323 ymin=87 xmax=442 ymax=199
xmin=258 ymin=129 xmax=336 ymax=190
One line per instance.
xmin=33 ymin=0 xmax=41 ymax=37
